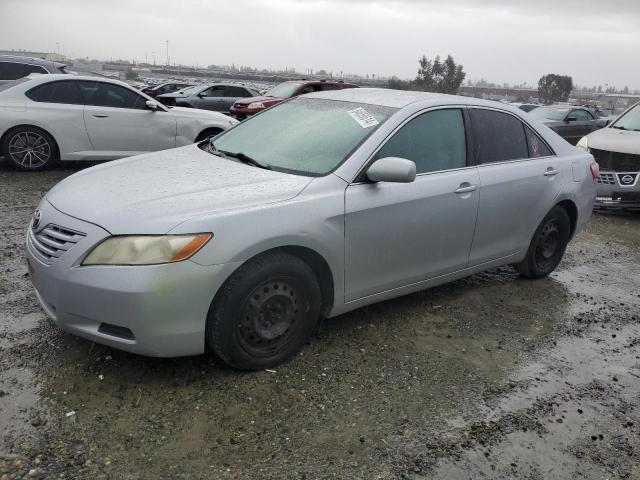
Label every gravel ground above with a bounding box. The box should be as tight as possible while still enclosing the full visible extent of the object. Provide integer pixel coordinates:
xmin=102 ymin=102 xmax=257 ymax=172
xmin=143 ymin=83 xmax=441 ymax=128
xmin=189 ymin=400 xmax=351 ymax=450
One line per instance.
xmin=1 ymin=163 xmax=639 ymax=480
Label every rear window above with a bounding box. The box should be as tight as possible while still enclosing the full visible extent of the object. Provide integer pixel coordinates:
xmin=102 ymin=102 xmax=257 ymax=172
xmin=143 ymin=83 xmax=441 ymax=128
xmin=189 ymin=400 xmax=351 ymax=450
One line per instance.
xmin=0 ymin=77 xmax=29 ymax=92
xmin=26 ymin=80 xmax=85 ymax=105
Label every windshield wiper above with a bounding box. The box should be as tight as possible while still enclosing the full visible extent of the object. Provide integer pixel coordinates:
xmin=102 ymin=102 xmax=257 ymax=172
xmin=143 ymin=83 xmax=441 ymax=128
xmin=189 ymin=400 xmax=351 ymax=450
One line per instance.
xmin=208 ymin=142 xmax=271 ymax=170
xmin=612 ymin=125 xmax=627 ymax=130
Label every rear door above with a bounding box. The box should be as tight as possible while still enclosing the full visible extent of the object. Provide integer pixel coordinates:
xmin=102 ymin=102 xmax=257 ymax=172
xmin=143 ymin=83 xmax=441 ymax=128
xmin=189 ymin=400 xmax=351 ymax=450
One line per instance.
xmin=23 ymin=80 xmax=92 ymax=157
xmin=468 ymin=108 xmax=562 ymax=266
xmin=345 ymin=108 xmax=480 ymax=301
xmin=79 ymin=81 xmax=176 ymax=156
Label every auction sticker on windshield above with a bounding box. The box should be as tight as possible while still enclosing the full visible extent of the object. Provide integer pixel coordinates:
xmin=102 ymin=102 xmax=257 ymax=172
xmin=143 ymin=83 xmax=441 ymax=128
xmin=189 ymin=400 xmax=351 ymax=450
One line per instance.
xmin=347 ymin=107 xmax=380 ymax=128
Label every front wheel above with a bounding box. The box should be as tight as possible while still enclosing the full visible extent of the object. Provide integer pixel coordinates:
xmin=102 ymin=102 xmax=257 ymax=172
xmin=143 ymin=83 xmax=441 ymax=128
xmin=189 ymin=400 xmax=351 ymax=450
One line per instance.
xmin=195 ymin=128 xmax=223 ymax=143
xmin=207 ymin=252 xmax=321 ymax=370
xmin=514 ymin=206 xmax=571 ymax=278
xmin=2 ymin=127 xmax=58 ymax=171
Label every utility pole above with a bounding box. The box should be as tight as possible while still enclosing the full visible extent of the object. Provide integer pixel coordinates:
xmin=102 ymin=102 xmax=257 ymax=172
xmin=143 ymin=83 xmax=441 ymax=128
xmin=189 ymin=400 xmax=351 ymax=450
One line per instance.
xmin=165 ymin=40 xmax=169 ymax=67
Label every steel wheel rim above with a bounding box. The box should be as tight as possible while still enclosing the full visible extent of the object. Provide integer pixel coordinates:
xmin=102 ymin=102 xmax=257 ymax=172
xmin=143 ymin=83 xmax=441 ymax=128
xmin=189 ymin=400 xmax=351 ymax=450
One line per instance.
xmin=535 ymin=220 xmax=560 ymax=266
xmin=236 ymin=277 xmax=305 ymax=357
xmin=8 ymin=132 xmax=51 ymax=168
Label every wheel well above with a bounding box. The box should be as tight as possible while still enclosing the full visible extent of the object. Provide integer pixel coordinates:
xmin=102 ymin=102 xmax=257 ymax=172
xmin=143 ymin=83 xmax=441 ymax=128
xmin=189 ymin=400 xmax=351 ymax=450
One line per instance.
xmin=239 ymin=246 xmax=335 ymax=318
xmin=0 ymin=124 xmax=60 ymax=156
xmin=195 ymin=127 xmax=223 ymax=142
xmin=556 ymin=200 xmax=578 ymax=238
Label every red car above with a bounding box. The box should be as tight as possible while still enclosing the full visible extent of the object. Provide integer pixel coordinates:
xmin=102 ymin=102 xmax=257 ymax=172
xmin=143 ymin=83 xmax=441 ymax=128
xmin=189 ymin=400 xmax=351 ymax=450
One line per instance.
xmin=230 ymin=79 xmax=358 ymax=119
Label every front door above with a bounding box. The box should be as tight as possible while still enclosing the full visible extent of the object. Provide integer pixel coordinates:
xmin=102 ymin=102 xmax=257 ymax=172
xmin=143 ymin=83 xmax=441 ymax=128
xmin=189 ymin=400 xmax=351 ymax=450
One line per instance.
xmin=344 ymin=108 xmax=479 ymax=302
xmin=79 ymin=80 xmax=175 ymax=156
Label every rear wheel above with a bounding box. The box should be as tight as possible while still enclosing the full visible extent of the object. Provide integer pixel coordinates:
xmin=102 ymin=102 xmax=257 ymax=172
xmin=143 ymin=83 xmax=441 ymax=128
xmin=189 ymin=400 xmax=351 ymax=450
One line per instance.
xmin=514 ymin=206 xmax=571 ymax=278
xmin=207 ymin=252 xmax=321 ymax=370
xmin=2 ymin=126 xmax=58 ymax=171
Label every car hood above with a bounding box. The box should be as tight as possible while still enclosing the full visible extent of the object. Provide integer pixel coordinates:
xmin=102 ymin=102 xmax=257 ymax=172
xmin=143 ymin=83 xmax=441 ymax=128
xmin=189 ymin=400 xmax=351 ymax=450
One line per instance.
xmin=168 ymin=106 xmax=236 ymax=123
xmin=46 ymin=145 xmax=312 ymax=234
xmin=234 ymin=95 xmax=282 ymax=107
xmin=586 ymin=127 xmax=640 ymax=155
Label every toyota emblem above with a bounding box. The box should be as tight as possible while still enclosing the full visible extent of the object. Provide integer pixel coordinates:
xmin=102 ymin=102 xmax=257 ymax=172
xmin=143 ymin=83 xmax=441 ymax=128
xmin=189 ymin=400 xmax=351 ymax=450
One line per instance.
xmin=32 ymin=209 xmax=42 ymax=230
xmin=620 ymin=174 xmax=635 ymax=185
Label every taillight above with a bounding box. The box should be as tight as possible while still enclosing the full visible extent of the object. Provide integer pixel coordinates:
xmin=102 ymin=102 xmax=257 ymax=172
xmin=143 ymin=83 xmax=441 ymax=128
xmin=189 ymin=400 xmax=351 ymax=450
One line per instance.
xmin=589 ymin=162 xmax=599 ymax=182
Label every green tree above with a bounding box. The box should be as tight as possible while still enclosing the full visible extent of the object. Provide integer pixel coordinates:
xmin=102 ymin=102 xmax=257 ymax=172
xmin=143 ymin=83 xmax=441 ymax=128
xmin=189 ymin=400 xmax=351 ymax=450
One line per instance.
xmin=387 ymin=76 xmax=413 ymax=91
xmin=414 ymin=54 xmax=466 ymax=94
xmin=124 ymin=69 xmax=139 ymax=81
xmin=537 ymin=74 xmax=573 ymax=104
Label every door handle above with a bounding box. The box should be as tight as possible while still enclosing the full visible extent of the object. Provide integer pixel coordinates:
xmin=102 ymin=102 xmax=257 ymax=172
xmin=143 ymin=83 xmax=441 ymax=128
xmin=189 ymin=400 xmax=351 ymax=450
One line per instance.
xmin=92 ymin=113 xmax=109 ymax=118
xmin=454 ymin=183 xmax=477 ymax=194
xmin=544 ymin=168 xmax=560 ymax=177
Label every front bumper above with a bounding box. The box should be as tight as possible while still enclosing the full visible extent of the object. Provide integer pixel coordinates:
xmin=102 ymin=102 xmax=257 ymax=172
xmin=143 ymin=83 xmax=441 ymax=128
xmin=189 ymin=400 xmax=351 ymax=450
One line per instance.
xmin=26 ymin=201 xmax=241 ymax=357
xmin=595 ymin=170 xmax=640 ymax=209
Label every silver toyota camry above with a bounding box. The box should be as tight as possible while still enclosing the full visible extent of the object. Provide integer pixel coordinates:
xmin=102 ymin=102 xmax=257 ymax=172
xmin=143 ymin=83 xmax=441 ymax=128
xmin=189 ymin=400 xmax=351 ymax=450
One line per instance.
xmin=26 ymin=88 xmax=598 ymax=370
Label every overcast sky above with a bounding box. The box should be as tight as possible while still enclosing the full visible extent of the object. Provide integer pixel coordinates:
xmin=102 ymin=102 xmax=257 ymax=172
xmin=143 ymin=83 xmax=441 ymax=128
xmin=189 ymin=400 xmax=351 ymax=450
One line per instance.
xmin=1 ymin=0 xmax=639 ymax=89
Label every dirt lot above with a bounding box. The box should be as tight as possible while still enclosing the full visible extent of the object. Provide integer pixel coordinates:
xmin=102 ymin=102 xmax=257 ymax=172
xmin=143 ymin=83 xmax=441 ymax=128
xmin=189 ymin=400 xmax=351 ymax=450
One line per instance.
xmin=1 ymin=164 xmax=639 ymax=480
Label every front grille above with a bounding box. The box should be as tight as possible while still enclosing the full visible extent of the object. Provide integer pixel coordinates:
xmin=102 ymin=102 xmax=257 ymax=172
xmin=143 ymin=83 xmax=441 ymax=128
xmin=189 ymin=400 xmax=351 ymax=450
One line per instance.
xmin=28 ymin=224 xmax=85 ymax=263
xmin=591 ymin=149 xmax=640 ymax=171
xmin=597 ymin=172 xmax=616 ymax=185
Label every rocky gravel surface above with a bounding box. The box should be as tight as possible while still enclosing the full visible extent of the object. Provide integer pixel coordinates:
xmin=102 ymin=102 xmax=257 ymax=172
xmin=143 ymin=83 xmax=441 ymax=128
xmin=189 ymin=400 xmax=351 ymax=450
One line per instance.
xmin=1 ymin=164 xmax=639 ymax=479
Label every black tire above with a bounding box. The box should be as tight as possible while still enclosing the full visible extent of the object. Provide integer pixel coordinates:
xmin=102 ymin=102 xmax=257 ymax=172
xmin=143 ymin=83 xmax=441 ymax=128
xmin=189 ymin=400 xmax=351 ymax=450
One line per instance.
xmin=195 ymin=128 xmax=223 ymax=143
xmin=207 ymin=252 xmax=321 ymax=370
xmin=1 ymin=126 xmax=58 ymax=171
xmin=514 ymin=206 xmax=571 ymax=279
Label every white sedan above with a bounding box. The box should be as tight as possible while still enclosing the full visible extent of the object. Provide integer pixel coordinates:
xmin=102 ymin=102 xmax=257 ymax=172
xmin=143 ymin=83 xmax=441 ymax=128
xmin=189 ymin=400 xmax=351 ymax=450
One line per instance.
xmin=0 ymin=74 xmax=238 ymax=170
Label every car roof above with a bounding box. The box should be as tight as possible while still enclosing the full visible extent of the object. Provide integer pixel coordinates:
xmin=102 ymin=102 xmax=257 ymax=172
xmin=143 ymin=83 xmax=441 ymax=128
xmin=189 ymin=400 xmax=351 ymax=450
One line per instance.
xmin=18 ymin=74 xmax=137 ymax=89
xmin=305 ymin=87 xmax=514 ymax=109
xmin=0 ymin=55 xmax=67 ymax=68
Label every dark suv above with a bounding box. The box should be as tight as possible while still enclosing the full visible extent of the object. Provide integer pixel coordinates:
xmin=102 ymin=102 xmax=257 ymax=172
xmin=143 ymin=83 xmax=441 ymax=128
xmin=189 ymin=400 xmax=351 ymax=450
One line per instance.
xmin=0 ymin=55 xmax=69 ymax=85
xmin=230 ymin=79 xmax=358 ymax=119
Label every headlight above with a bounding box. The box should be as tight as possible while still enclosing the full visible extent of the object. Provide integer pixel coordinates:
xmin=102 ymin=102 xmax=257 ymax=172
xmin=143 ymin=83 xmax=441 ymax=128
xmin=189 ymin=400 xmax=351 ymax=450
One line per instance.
xmin=576 ymin=136 xmax=589 ymax=152
xmin=82 ymin=234 xmax=212 ymax=266
xmin=247 ymin=102 xmax=265 ymax=109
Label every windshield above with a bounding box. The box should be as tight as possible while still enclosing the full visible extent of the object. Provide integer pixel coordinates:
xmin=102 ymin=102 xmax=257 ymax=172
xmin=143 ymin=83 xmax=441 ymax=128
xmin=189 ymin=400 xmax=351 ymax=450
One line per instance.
xmin=529 ymin=107 xmax=568 ymax=121
xmin=210 ymin=97 xmax=397 ymax=176
xmin=611 ymin=103 xmax=640 ymax=131
xmin=264 ymin=81 xmax=302 ymax=98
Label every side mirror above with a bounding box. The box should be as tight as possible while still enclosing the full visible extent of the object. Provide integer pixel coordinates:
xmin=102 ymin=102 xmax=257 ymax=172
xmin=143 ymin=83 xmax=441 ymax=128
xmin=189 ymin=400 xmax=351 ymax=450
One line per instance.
xmin=366 ymin=157 xmax=416 ymax=183
xmin=197 ymin=92 xmax=206 ymax=98
xmin=146 ymin=100 xmax=160 ymax=111
xmin=566 ymin=116 xmax=577 ymax=122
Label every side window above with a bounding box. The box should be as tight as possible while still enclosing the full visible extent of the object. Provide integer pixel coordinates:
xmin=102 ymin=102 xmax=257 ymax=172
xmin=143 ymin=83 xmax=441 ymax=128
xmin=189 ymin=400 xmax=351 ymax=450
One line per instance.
xmin=299 ymin=85 xmax=315 ymax=94
xmin=524 ymin=126 xmax=554 ymax=158
xmin=25 ymin=81 xmax=85 ymax=105
xmin=470 ymin=109 xmax=528 ymax=164
xmin=78 ymin=81 xmax=146 ymax=109
xmin=570 ymin=109 xmax=592 ymax=121
xmin=201 ymin=86 xmax=225 ymax=97
xmin=374 ymin=109 xmax=467 ymax=174
xmin=225 ymin=86 xmax=251 ymax=97
xmin=0 ymin=62 xmax=27 ymax=80
xmin=320 ymin=83 xmax=339 ymax=91
xmin=23 ymin=64 xmax=48 ymax=75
